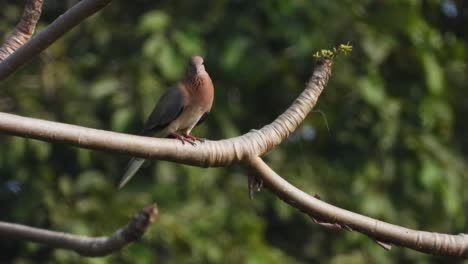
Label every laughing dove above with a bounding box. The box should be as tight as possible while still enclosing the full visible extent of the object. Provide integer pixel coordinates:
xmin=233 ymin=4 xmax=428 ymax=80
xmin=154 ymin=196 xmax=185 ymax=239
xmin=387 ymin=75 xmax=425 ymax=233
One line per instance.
xmin=118 ymin=55 xmax=214 ymax=189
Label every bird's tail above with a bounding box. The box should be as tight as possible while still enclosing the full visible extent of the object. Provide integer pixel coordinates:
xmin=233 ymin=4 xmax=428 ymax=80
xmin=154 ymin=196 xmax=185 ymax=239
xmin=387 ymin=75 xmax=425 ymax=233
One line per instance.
xmin=118 ymin=157 xmax=146 ymax=189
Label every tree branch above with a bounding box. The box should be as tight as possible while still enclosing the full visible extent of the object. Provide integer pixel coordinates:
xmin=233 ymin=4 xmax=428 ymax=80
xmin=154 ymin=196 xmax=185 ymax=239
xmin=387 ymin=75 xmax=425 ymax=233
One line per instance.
xmin=0 ymin=0 xmax=44 ymax=61
xmin=1 ymin=51 xmax=466 ymax=257
xmin=0 ymin=58 xmax=332 ymax=167
xmin=246 ymin=156 xmax=468 ymax=257
xmin=0 ymin=204 xmax=158 ymax=257
xmin=0 ymin=0 xmax=112 ymax=80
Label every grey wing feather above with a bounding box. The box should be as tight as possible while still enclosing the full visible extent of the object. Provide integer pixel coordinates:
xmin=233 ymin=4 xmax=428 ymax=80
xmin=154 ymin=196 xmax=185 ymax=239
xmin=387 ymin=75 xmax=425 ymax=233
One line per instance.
xmin=118 ymin=157 xmax=146 ymax=189
xmin=119 ymin=85 xmax=184 ymax=189
xmin=143 ymin=84 xmax=185 ymax=134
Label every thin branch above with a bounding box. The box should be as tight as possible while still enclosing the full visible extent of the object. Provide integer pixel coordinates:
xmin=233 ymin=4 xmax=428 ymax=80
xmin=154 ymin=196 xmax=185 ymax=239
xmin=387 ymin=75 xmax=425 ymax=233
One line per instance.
xmin=0 ymin=0 xmax=112 ymax=80
xmin=0 ymin=204 xmax=158 ymax=257
xmin=246 ymin=156 xmax=468 ymax=257
xmin=0 ymin=0 xmax=44 ymax=61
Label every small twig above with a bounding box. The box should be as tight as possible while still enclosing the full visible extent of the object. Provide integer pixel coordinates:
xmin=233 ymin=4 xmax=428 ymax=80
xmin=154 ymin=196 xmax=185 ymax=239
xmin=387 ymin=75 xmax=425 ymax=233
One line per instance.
xmin=310 ymin=195 xmax=351 ymax=231
xmin=311 ymin=217 xmax=344 ymax=231
xmin=311 ymin=110 xmax=330 ymax=132
xmin=248 ymin=169 xmax=263 ymax=199
xmin=0 ymin=0 xmax=44 ymax=61
xmin=375 ymin=239 xmax=392 ymax=251
xmin=0 ymin=204 xmax=158 ymax=257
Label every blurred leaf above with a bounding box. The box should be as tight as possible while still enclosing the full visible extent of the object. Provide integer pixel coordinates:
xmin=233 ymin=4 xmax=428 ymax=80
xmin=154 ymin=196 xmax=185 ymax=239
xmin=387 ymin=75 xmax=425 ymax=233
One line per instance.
xmin=77 ymin=148 xmax=93 ymax=168
xmin=419 ymin=155 xmax=443 ymax=190
xmin=138 ymin=10 xmax=170 ymax=33
xmin=90 ymin=78 xmax=119 ymax=99
xmin=111 ymin=107 xmax=133 ymax=132
xmin=222 ymin=37 xmax=249 ymax=70
xmin=419 ymin=97 xmax=452 ymax=131
xmin=173 ymin=30 xmax=203 ymax=56
xmin=157 ymin=44 xmax=183 ymax=79
xmin=442 ymin=181 xmax=460 ymax=217
xmin=76 ymin=170 xmax=107 ymax=193
xmin=421 ymin=53 xmax=444 ymax=95
xmin=58 ymin=176 xmax=73 ymax=198
xmin=357 ymin=74 xmax=386 ymax=107
xmin=142 ymin=34 xmax=166 ymax=58
xmin=124 ymin=244 xmax=154 ymax=264
xmin=10 ymin=137 xmax=26 ymax=162
xmin=29 ymin=140 xmax=51 ymax=162
xmin=361 ymin=27 xmax=395 ymax=64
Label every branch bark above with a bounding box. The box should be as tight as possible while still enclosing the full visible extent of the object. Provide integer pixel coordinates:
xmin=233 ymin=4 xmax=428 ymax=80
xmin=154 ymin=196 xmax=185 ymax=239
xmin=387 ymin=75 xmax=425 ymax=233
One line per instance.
xmin=246 ymin=157 xmax=468 ymax=257
xmin=0 ymin=0 xmax=44 ymax=61
xmin=0 ymin=0 xmax=112 ymax=80
xmin=0 ymin=204 xmax=158 ymax=257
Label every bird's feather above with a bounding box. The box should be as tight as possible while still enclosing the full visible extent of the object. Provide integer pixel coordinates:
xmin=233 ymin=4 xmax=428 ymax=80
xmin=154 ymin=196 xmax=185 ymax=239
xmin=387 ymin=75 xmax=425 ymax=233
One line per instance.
xmin=119 ymin=56 xmax=213 ymax=189
xmin=118 ymin=157 xmax=146 ymax=189
xmin=119 ymin=85 xmax=185 ymax=189
xmin=196 ymin=112 xmax=209 ymax=126
xmin=143 ymin=84 xmax=185 ymax=134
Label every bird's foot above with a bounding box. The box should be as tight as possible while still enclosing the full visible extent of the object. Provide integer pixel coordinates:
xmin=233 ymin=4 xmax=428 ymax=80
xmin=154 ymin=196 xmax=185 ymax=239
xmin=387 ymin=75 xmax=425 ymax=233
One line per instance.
xmin=183 ymin=134 xmax=205 ymax=143
xmin=171 ymin=132 xmax=196 ymax=146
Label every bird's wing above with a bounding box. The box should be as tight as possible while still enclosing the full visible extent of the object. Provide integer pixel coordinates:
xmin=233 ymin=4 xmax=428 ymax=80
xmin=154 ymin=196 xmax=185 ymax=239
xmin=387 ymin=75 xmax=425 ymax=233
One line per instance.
xmin=142 ymin=83 xmax=185 ymax=134
xmin=118 ymin=157 xmax=146 ymax=189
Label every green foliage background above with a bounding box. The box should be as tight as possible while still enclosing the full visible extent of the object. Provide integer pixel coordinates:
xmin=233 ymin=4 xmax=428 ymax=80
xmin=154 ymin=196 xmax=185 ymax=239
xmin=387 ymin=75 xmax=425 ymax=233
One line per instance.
xmin=1 ymin=0 xmax=467 ymax=263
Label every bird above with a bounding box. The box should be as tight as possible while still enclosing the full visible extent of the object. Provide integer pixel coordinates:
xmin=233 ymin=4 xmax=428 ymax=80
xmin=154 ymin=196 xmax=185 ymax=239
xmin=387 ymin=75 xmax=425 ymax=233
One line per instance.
xmin=118 ymin=55 xmax=214 ymax=189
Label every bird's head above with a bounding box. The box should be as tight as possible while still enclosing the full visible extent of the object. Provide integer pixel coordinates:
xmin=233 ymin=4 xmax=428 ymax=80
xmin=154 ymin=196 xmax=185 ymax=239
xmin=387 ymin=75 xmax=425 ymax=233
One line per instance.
xmin=186 ymin=55 xmax=205 ymax=76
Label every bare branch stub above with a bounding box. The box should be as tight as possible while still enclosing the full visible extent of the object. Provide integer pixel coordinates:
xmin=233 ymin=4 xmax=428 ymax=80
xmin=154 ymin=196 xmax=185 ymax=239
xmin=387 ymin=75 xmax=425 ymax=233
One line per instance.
xmin=0 ymin=0 xmax=44 ymax=61
xmin=119 ymin=204 xmax=158 ymax=243
xmin=247 ymin=169 xmax=263 ymax=199
xmin=0 ymin=203 xmax=158 ymax=257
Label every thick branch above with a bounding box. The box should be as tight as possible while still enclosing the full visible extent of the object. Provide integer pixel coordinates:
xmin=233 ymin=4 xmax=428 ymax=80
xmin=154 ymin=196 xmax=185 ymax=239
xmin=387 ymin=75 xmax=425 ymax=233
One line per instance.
xmin=0 ymin=0 xmax=112 ymax=80
xmin=0 ymin=0 xmax=44 ymax=61
xmin=0 ymin=204 xmax=158 ymax=257
xmin=0 ymin=59 xmax=333 ymax=166
xmin=247 ymin=157 xmax=468 ymax=257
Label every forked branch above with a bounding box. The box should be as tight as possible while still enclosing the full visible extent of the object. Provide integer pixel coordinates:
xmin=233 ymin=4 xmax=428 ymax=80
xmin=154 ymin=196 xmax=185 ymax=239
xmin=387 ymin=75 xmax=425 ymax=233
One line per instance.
xmin=0 ymin=0 xmax=112 ymax=80
xmin=0 ymin=35 xmax=466 ymax=257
